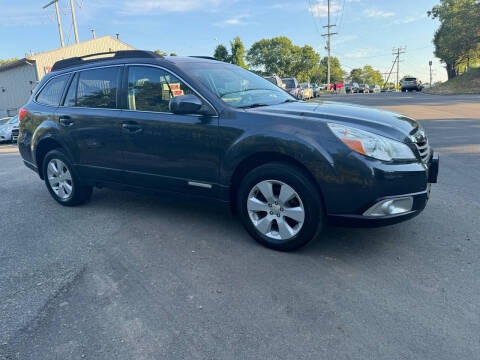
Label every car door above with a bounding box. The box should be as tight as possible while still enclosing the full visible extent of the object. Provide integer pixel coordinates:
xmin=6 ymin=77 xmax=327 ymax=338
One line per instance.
xmin=56 ymin=65 xmax=125 ymax=183
xmin=117 ymin=64 xmax=220 ymax=197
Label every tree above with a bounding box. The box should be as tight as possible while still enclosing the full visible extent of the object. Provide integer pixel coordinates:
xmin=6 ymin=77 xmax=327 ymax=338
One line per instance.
xmin=428 ymin=0 xmax=480 ymax=79
xmin=154 ymin=50 xmax=167 ymax=56
xmin=213 ymin=44 xmax=230 ymax=62
xmin=247 ymin=37 xmax=298 ymax=77
xmin=361 ymin=65 xmax=383 ymax=85
xmin=0 ymin=58 xmax=19 ymax=66
xmin=247 ymin=37 xmax=324 ymax=82
xmin=348 ymin=66 xmax=382 ymax=85
xmin=349 ymin=68 xmax=363 ymax=83
xmin=230 ymin=36 xmax=247 ymax=68
xmin=320 ymin=56 xmax=346 ymax=83
xmin=169 ymin=53 xmax=178 ymax=56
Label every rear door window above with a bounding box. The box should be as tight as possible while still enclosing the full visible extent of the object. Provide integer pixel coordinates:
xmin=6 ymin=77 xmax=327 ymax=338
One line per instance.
xmin=36 ymin=75 xmax=69 ymax=106
xmin=75 ymin=67 xmax=120 ymax=109
xmin=63 ymin=73 xmax=78 ymax=107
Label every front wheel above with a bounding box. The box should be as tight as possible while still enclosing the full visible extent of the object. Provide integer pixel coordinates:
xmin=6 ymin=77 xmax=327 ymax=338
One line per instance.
xmin=237 ymin=163 xmax=323 ymax=251
xmin=43 ymin=149 xmax=93 ymax=206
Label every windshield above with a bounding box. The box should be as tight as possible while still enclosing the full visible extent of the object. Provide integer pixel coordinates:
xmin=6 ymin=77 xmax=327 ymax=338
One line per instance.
xmin=404 ymin=78 xmax=417 ymax=81
xmin=283 ymin=79 xmax=296 ymax=89
xmin=183 ymin=63 xmax=295 ymax=108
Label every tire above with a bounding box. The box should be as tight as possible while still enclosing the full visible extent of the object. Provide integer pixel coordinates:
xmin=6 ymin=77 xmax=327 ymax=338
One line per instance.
xmin=237 ymin=162 xmax=323 ymax=251
xmin=43 ymin=149 xmax=93 ymax=206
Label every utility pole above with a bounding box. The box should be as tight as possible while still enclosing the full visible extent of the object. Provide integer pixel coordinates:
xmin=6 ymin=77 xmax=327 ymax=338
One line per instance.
xmin=322 ymin=0 xmax=338 ymax=89
xmin=429 ymin=60 xmax=433 ymax=87
xmin=392 ymin=46 xmax=406 ymax=91
xmin=43 ymin=0 xmax=64 ymax=48
xmin=69 ymin=0 xmax=79 ymax=44
xmin=91 ymin=29 xmax=96 ymax=39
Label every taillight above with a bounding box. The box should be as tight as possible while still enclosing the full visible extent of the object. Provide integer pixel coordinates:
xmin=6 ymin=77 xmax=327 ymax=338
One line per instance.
xmin=19 ymin=108 xmax=28 ymax=122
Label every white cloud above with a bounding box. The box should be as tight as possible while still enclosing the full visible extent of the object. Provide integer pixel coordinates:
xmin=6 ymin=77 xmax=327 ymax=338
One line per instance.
xmin=308 ymin=0 xmax=342 ymax=18
xmin=344 ymin=48 xmax=373 ymax=59
xmin=363 ymin=9 xmax=395 ymax=18
xmin=214 ymin=15 xmax=249 ymax=27
xmin=120 ymin=0 xmax=225 ymax=14
xmin=393 ymin=13 xmax=427 ymax=24
xmin=333 ymin=34 xmax=358 ymax=45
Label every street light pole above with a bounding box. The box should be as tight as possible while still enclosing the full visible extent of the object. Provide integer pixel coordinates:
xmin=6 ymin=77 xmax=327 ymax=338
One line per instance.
xmin=429 ymin=60 xmax=433 ymax=87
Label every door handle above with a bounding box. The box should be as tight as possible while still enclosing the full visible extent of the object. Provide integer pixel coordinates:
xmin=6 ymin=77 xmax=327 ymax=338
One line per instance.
xmin=59 ymin=116 xmax=74 ymax=126
xmin=122 ymin=123 xmax=143 ymax=133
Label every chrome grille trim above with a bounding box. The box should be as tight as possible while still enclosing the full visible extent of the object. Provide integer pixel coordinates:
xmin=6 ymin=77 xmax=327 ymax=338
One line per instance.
xmin=411 ymin=127 xmax=431 ymax=163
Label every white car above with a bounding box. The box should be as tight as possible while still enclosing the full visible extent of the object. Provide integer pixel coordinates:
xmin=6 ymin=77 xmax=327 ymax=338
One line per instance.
xmin=0 ymin=116 xmax=18 ymax=143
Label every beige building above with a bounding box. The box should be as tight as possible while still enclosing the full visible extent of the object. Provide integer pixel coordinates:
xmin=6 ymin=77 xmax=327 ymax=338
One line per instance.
xmin=0 ymin=36 xmax=135 ymax=116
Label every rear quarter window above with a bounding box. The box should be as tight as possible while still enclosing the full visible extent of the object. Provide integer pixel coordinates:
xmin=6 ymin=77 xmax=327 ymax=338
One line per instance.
xmin=36 ymin=75 xmax=69 ymax=106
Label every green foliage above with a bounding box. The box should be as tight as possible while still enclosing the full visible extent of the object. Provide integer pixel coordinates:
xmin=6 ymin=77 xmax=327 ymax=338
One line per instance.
xmin=213 ymin=44 xmax=230 ymax=62
xmin=428 ymin=0 xmax=480 ymax=79
xmin=0 ymin=58 xmax=19 ymax=66
xmin=230 ymin=36 xmax=248 ymax=68
xmin=246 ymin=37 xmax=324 ymax=82
xmin=320 ymin=56 xmax=346 ymax=83
xmin=154 ymin=50 xmax=177 ymax=57
xmin=361 ymin=65 xmax=383 ymax=85
xmin=348 ymin=66 xmax=383 ymax=85
xmin=153 ymin=50 xmax=167 ymax=56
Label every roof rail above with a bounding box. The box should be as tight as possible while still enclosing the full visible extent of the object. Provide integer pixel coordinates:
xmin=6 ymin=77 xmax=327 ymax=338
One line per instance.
xmin=189 ymin=56 xmax=219 ymax=61
xmin=51 ymin=50 xmax=163 ymax=72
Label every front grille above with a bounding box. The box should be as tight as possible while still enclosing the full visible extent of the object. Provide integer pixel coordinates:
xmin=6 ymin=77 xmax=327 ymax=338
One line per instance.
xmin=411 ymin=127 xmax=431 ymax=163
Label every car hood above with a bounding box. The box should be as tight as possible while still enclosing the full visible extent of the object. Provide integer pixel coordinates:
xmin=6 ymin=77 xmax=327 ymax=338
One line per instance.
xmin=247 ymin=101 xmax=419 ymax=143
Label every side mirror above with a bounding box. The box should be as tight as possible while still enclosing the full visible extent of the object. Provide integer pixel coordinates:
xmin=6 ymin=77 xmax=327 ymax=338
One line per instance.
xmin=169 ymin=94 xmax=203 ymax=115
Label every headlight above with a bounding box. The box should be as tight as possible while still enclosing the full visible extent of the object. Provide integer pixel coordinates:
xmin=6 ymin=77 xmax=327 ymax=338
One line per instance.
xmin=327 ymin=123 xmax=416 ymax=161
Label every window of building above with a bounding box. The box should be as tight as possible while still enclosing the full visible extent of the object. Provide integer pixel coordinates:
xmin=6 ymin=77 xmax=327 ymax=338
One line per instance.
xmin=127 ymin=66 xmax=194 ymax=112
xmin=36 ymin=75 xmax=69 ymax=106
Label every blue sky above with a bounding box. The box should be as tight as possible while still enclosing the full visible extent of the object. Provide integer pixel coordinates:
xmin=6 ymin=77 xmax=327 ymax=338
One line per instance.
xmin=0 ymin=0 xmax=446 ymax=82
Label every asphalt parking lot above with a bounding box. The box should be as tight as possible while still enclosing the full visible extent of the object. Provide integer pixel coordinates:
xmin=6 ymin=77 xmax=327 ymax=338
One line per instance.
xmin=1 ymin=92 xmax=479 ymax=359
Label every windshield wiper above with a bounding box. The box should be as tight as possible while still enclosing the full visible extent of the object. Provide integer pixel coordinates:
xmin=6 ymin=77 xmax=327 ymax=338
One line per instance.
xmin=238 ymin=103 xmax=270 ymax=109
xmin=281 ymin=99 xmax=298 ymax=103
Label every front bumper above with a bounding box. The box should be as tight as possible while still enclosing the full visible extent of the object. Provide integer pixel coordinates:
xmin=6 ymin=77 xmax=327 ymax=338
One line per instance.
xmin=327 ymin=152 xmax=439 ymax=227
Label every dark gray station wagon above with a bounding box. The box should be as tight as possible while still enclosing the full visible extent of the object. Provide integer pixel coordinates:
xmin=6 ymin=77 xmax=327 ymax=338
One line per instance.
xmin=18 ymin=50 xmax=439 ymax=251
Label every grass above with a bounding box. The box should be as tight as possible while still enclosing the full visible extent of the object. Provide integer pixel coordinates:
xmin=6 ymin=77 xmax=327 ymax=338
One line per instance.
xmin=425 ymin=68 xmax=480 ymax=95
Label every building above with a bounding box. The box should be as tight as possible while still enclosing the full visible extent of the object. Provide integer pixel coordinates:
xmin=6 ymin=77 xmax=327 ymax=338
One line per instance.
xmin=0 ymin=36 xmax=135 ymax=117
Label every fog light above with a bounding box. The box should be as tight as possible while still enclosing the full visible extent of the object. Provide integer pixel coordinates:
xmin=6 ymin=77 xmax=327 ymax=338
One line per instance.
xmin=363 ymin=197 xmax=413 ymax=217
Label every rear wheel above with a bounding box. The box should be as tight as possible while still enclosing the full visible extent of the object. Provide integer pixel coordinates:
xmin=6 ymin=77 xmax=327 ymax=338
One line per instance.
xmin=43 ymin=149 xmax=92 ymax=206
xmin=237 ymin=163 xmax=323 ymax=251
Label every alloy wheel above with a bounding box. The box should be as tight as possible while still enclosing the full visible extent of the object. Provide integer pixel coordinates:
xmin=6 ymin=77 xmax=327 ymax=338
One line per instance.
xmin=46 ymin=159 xmax=73 ymax=200
xmin=247 ymin=180 xmax=305 ymax=240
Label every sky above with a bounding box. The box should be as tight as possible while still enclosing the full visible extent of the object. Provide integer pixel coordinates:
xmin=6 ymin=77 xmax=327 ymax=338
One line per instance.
xmin=0 ymin=0 xmax=446 ymax=83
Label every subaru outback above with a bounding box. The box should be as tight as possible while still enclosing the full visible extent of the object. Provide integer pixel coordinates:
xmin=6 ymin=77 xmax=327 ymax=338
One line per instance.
xmin=17 ymin=50 xmax=439 ymax=251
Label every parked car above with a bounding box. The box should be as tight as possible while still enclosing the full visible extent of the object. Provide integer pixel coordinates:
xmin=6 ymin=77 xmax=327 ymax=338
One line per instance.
xmin=17 ymin=50 xmax=439 ymax=251
xmin=370 ymin=84 xmax=381 ymax=93
xmin=11 ymin=116 xmax=19 ymax=142
xmin=358 ymin=84 xmax=370 ymax=93
xmin=0 ymin=116 xmax=17 ymax=143
xmin=345 ymin=82 xmax=359 ymax=94
xmin=264 ymin=75 xmax=286 ymax=89
xmin=282 ymin=77 xmax=302 ymax=99
xmin=299 ymin=82 xmax=314 ymax=100
xmin=401 ymin=77 xmax=423 ymax=92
